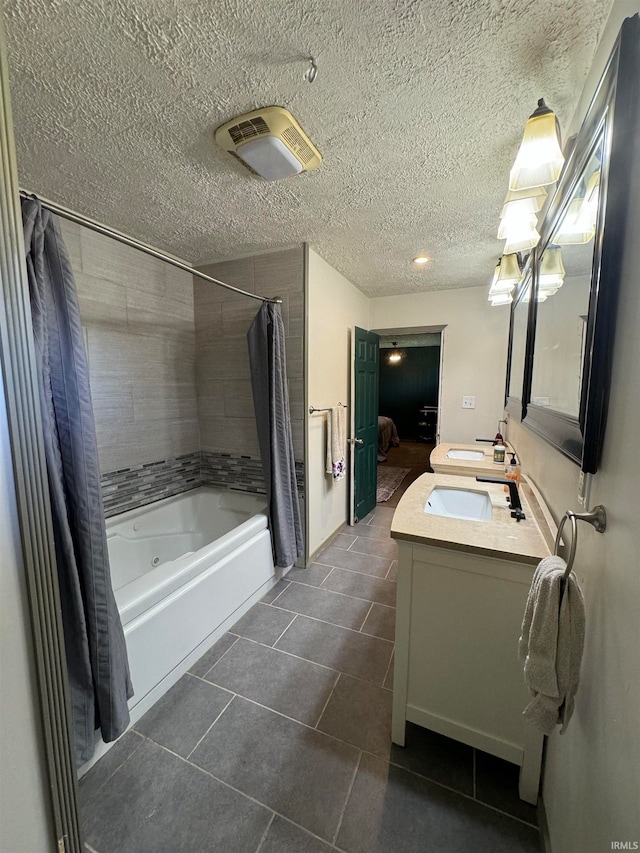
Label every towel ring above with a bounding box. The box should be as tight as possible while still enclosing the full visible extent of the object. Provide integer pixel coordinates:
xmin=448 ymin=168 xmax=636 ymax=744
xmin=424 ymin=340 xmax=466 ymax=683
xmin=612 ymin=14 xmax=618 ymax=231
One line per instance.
xmin=554 ymin=506 xmax=607 ymax=579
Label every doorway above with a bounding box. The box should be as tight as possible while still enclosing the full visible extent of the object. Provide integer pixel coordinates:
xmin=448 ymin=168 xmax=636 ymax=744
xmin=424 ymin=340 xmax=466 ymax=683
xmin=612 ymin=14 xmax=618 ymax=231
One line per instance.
xmin=375 ymin=330 xmax=443 ymax=508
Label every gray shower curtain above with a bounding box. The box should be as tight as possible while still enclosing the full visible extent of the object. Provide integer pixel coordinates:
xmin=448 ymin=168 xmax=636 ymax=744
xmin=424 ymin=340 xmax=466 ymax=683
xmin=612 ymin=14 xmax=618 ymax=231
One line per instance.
xmin=22 ymin=199 xmax=133 ymax=765
xmin=248 ymin=302 xmax=303 ymax=568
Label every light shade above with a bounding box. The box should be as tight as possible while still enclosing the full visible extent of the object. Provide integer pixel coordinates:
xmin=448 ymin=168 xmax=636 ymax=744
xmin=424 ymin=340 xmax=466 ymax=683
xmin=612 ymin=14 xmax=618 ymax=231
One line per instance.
xmin=555 ymin=197 xmax=595 ymax=245
xmin=539 ymin=247 xmax=565 ymax=288
xmin=509 ymin=99 xmax=565 ymax=191
xmin=504 ymin=225 xmax=540 ymax=254
xmin=488 ymin=262 xmax=513 ymax=295
xmin=500 ymin=186 xmax=548 ymax=219
xmin=498 ymin=211 xmax=538 ymax=240
xmin=489 ymin=292 xmax=513 ymax=306
xmin=496 ymin=253 xmax=522 ymax=287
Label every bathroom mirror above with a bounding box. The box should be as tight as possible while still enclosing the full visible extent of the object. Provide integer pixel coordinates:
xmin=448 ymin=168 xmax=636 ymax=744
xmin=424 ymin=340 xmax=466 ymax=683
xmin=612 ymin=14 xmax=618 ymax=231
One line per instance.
xmin=522 ymin=15 xmax=639 ymax=473
xmin=530 ymin=141 xmax=601 ymax=418
xmin=505 ymin=261 xmax=533 ymax=420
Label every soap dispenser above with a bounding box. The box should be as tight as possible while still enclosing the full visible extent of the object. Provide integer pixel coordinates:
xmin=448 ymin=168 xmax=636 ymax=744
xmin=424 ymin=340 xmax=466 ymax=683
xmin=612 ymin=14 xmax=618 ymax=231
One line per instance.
xmin=505 ymin=452 xmax=521 ymax=486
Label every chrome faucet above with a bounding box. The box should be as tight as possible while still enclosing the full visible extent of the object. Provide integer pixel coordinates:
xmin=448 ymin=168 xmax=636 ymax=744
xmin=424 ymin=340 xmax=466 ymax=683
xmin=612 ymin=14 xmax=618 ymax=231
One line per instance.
xmin=476 ymin=476 xmax=526 ymax=522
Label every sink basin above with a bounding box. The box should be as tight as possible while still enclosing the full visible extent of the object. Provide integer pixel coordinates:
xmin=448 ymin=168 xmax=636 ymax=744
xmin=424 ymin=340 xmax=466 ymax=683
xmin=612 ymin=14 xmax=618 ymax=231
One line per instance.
xmin=424 ymin=487 xmax=492 ymax=522
xmin=446 ymin=449 xmax=485 ymax=461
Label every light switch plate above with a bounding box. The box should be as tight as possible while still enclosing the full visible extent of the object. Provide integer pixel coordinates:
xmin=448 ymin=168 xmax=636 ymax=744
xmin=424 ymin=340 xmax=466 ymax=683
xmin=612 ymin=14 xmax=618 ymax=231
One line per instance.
xmin=461 ymin=396 xmax=476 ymax=409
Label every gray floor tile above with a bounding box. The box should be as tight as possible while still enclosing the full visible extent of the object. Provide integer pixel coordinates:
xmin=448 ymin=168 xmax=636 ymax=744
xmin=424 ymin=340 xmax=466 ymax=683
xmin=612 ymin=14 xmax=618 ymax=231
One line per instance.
xmin=337 ymin=753 xmax=543 ymax=853
xmin=317 ymin=674 xmax=393 ymax=758
xmin=475 ymin=751 xmax=539 ymax=826
xmin=275 ymin=615 xmax=393 ymax=685
xmin=261 ymin=578 xmax=290 ymax=603
xmin=260 ymin=816 xmax=334 ymax=853
xmin=349 ymin=536 xmax=398 ymax=560
xmin=134 ymin=674 xmax=232 ymax=757
xmin=361 ymin=603 xmax=396 ymax=641
xmin=191 ymin=696 xmax=360 ymax=842
xmin=321 ymin=567 xmax=397 ymax=607
xmin=386 ymin=560 xmax=398 ymax=581
xmin=229 ymin=603 xmax=295 ymax=645
xmin=189 ymin=633 xmax=237 ymax=677
xmin=390 ymin=723 xmax=474 ymax=796
xmin=345 ymin=523 xmax=393 ymax=542
xmin=273 ymin=582 xmax=372 ymax=630
xmin=314 ymin=545 xmax=392 ymax=578
xmin=331 ymin=532 xmax=357 ymax=550
xmin=82 ymin=738 xmax=271 ymax=853
xmin=203 ymin=637 xmax=337 ymax=725
xmin=286 ymin=562 xmax=333 ymax=587
xmin=366 ymin=507 xmax=396 ymax=528
xmin=383 ymin=652 xmax=394 ymax=690
xmin=79 ymin=731 xmax=144 ymax=804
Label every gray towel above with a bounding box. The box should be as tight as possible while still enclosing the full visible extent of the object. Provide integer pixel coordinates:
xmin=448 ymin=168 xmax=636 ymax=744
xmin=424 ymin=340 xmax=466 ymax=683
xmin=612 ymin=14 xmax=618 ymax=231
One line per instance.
xmin=518 ymin=555 xmax=585 ymax=734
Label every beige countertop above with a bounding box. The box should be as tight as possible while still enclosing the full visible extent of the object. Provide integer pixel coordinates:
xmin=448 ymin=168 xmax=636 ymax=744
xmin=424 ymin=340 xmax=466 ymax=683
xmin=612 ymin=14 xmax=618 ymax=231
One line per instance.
xmin=430 ymin=442 xmax=514 ymax=477
xmin=390 ymin=472 xmax=553 ymax=565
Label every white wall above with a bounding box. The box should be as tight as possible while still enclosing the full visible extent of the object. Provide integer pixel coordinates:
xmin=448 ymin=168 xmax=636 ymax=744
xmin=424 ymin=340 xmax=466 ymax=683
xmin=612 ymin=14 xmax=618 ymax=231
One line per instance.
xmin=370 ymin=286 xmax=510 ymax=444
xmin=307 ymin=249 xmax=370 ymax=555
xmin=0 ymin=366 xmax=54 ymax=851
xmin=507 ymin=5 xmax=640 ymax=850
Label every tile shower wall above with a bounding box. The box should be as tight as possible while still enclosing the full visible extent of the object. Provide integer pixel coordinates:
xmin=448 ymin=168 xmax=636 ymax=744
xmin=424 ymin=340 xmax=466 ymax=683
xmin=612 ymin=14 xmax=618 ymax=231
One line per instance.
xmin=59 ymin=219 xmax=200 ymax=475
xmin=194 ymin=249 xmax=305 ymax=464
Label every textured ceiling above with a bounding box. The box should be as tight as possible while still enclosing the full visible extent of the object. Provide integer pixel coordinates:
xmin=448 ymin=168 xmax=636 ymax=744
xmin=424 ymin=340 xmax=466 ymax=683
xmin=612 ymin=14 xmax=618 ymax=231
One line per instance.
xmin=4 ymin=0 xmax=611 ymax=296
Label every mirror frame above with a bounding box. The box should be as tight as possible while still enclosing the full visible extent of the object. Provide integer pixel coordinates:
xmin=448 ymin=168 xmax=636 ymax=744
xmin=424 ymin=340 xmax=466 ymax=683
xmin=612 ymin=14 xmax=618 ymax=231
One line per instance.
xmin=504 ymin=256 xmax=535 ymax=422
xmin=509 ymin=15 xmax=639 ymax=473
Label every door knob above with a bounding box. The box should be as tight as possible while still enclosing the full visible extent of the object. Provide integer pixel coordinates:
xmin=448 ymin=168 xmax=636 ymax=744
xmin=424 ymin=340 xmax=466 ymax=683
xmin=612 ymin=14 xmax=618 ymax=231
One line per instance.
xmin=353 ymin=437 xmax=364 ymax=445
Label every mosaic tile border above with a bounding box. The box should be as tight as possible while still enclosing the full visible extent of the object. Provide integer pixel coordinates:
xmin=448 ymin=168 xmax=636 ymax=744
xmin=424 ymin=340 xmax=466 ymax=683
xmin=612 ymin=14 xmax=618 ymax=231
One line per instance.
xmin=101 ymin=452 xmax=201 ymax=518
xmin=101 ymin=451 xmax=305 ymax=517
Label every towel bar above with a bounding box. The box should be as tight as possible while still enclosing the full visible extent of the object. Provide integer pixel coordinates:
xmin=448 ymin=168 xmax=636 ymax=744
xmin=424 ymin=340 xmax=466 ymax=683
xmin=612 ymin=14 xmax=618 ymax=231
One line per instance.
xmin=554 ymin=506 xmax=607 ymax=579
xmin=309 ymin=402 xmax=348 ymax=414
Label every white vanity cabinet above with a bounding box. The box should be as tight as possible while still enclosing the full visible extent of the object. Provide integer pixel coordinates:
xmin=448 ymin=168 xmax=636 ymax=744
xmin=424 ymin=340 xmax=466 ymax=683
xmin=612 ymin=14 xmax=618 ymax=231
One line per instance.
xmin=390 ymin=473 xmax=551 ymax=804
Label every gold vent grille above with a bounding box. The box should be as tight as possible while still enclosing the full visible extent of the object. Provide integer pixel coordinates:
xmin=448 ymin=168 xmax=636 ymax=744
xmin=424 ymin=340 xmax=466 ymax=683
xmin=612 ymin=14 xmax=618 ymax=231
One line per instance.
xmin=228 ymin=116 xmax=270 ymax=145
xmin=281 ymin=125 xmax=316 ymax=164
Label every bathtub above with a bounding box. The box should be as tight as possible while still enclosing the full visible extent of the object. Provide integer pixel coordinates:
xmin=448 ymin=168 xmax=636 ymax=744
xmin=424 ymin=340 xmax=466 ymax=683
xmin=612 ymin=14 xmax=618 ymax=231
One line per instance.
xmin=107 ymin=486 xmax=276 ymax=721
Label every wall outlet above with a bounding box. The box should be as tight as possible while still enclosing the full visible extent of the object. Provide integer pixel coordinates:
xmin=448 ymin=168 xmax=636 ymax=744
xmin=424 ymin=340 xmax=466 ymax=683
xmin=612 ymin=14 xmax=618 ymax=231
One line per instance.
xmin=461 ymin=396 xmax=476 ymax=409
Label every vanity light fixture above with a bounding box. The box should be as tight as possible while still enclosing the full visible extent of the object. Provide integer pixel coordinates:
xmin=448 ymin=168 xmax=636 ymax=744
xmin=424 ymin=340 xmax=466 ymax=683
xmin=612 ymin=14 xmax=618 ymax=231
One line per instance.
xmin=509 ymin=98 xmax=565 ymax=191
xmin=412 ymin=254 xmax=431 ymax=266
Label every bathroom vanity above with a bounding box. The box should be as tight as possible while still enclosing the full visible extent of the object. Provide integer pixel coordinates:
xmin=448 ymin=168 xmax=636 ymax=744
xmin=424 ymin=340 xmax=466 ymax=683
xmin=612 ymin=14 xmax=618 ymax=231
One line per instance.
xmin=429 ymin=442 xmax=512 ymax=478
xmin=390 ymin=472 xmax=554 ymax=803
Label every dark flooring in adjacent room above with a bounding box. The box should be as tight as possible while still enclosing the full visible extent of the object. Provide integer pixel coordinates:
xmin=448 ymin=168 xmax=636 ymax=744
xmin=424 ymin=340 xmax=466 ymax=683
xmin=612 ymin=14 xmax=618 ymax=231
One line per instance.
xmin=80 ymin=505 xmax=541 ymax=853
xmin=377 ymin=439 xmax=434 ymax=509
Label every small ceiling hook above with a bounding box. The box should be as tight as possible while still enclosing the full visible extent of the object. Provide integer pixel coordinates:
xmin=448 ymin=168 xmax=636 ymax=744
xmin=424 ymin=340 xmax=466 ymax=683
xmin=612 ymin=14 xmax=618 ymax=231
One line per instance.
xmin=304 ymin=56 xmax=318 ymax=83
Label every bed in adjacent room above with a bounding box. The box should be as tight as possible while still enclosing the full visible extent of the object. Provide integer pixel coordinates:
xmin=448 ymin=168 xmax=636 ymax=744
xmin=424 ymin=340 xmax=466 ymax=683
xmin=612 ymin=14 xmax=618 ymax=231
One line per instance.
xmin=378 ymin=415 xmax=400 ymax=462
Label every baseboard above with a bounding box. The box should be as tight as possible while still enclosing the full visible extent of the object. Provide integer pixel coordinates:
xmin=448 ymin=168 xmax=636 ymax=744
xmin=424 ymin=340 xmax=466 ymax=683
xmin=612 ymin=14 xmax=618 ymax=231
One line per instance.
xmin=537 ymin=797 xmax=552 ymax=852
xmin=307 ymin=521 xmax=347 ymax=565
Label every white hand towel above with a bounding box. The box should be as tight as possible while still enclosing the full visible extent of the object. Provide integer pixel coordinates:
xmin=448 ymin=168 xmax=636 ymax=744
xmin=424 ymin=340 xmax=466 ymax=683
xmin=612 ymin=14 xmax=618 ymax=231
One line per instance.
xmin=325 ymin=406 xmax=346 ymax=481
xmin=518 ymin=555 xmax=585 ymax=734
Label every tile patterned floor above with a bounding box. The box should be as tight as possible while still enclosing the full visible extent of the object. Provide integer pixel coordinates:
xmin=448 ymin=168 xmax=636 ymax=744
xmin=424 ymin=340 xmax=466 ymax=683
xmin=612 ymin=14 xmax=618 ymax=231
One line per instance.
xmin=80 ymin=507 xmax=542 ymax=853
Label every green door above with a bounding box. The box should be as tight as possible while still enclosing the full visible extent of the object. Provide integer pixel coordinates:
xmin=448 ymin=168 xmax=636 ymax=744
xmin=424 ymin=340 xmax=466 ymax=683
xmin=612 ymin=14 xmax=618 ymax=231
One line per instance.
xmin=353 ymin=327 xmax=379 ymax=522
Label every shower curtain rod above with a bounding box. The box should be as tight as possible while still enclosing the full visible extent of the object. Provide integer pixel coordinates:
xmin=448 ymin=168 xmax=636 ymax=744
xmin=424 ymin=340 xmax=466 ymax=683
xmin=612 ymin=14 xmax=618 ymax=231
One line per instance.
xmin=19 ymin=189 xmax=282 ymax=305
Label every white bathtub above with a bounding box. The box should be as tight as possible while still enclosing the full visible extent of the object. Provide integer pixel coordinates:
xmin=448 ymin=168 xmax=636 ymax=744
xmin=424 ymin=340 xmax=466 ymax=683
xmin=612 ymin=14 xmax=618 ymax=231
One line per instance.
xmin=107 ymin=486 xmax=276 ymax=721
